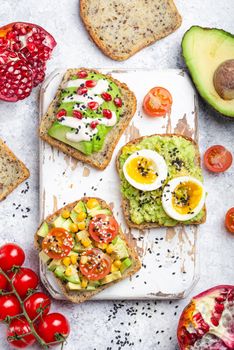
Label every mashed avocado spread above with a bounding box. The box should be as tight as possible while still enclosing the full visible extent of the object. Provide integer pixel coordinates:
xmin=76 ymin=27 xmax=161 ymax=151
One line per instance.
xmin=119 ymin=135 xmax=206 ymax=226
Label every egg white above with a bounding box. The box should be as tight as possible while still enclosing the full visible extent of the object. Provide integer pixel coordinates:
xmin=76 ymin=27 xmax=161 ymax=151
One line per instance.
xmin=162 ymin=176 xmax=205 ymax=221
xmin=123 ymin=149 xmax=168 ymax=191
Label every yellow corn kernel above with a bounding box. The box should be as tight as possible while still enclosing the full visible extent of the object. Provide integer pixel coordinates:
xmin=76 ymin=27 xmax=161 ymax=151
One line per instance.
xmin=114 ymin=260 xmax=121 ymax=268
xmin=70 ymin=223 xmax=78 ymax=233
xmin=86 ymin=198 xmax=99 ymax=209
xmin=77 ymin=211 xmax=87 ymax=222
xmin=61 ymin=209 xmax=70 ymax=219
xmin=80 ymin=255 xmax=88 ymax=264
xmin=62 ymin=257 xmax=71 ymax=267
xmin=65 ymin=267 xmax=72 ymax=277
xmin=78 ymin=222 xmax=86 ymax=230
xmin=81 ymin=238 xmax=91 ymax=248
xmin=70 ymin=255 xmax=78 ymax=265
xmin=106 ymin=244 xmax=113 ymax=254
xmin=111 ymin=263 xmax=119 ymax=273
xmin=94 ymin=242 xmax=107 ymax=250
xmin=81 ymin=278 xmax=88 ymax=289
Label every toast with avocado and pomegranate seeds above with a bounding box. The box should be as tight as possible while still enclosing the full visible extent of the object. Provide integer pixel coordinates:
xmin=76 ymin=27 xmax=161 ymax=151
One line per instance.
xmin=80 ymin=0 xmax=182 ymax=61
xmin=35 ymin=197 xmax=141 ymax=304
xmin=39 ymin=68 xmax=136 ymax=170
xmin=116 ymin=134 xmax=207 ymax=229
xmin=0 ymin=139 xmax=30 ymax=201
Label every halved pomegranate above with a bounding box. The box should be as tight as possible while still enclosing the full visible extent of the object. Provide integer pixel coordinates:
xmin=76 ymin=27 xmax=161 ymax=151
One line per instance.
xmin=0 ymin=22 xmax=56 ymax=101
xmin=177 ymin=285 xmax=234 ymax=349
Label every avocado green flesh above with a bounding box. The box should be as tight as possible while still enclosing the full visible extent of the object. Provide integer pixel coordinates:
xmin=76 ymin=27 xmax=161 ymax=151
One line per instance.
xmin=48 ymin=71 xmax=123 ymax=155
xmin=182 ymin=26 xmax=234 ymax=117
xmin=119 ymin=135 xmax=206 ymax=226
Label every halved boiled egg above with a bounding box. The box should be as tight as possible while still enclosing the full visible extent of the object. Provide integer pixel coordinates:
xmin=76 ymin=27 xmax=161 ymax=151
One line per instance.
xmin=123 ymin=149 xmax=168 ymax=191
xmin=162 ymin=176 xmax=205 ymax=221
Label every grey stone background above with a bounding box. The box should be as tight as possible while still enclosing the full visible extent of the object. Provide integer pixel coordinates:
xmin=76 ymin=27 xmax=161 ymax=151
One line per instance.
xmin=0 ymin=1 xmax=233 ymax=349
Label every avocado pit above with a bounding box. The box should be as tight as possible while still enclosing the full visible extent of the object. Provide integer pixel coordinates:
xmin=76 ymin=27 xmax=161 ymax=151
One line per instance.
xmin=213 ymin=59 xmax=234 ymax=100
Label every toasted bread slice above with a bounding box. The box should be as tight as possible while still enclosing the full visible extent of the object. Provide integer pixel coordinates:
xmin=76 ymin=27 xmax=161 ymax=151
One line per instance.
xmin=0 ymin=139 xmax=30 ymax=201
xmin=39 ymin=68 xmax=136 ymax=170
xmin=35 ymin=197 xmax=141 ymax=304
xmin=116 ymin=134 xmax=206 ymax=229
xmin=80 ymin=0 xmax=182 ymax=61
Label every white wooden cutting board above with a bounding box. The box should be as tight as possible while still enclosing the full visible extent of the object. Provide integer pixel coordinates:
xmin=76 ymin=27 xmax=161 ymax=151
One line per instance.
xmin=39 ymin=68 xmax=200 ymax=300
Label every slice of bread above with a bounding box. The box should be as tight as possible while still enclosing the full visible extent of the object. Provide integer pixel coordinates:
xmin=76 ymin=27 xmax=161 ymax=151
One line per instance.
xmin=39 ymin=68 xmax=136 ymax=170
xmin=0 ymin=139 xmax=30 ymax=201
xmin=80 ymin=0 xmax=182 ymax=61
xmin=116 ymin=134 xmax=207 ymax=229
xmin=35 ymin=197 xmax=141 ymax=304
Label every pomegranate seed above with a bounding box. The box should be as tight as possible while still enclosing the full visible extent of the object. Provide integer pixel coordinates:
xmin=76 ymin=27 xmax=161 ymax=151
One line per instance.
xmin=77 ymin=70 xmax=88 ymax=78
xmin=90 ymin=121 xmax=98 ymax=129
xmin=102 ymin=109 xmax=112 ymax=119
xmin=77 ymin=87 xmax=88 ymax=95
xmin=114 ymin=97 xmax=122 ymax=107
xmin=88 ymin=101 xmax=99 ymax=110
xmin=101 ymin=92 xmax=112 ymax=101
xmin=215 ymin=296 xmax=225 ymax=303
xmin=73 ymin=110 xmax=83 ymax=119
xmin=210 ymin=316 xmax=219 ymax=327
xmin=85 ymin=80 xmax=97 ymax=88
xmin=215 ymin=303 xmax=224 ymax=313
xmin=56 ymin=109 xmax=67 ymax=119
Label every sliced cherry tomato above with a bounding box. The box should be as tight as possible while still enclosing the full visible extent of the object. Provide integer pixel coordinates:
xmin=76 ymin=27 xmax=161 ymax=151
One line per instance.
xmin=225 ymin=208 xmax=234 ymax=234
xmin=79 ymin=248 xmax=111 ymax=281
xmin=0 ymin=273 xmax=8 ymax=290
xmin=143 ymin=87 xmax=172 ymax=117
xmin=24 ymin=292 xmax=51 ymax=320
xmin=42 ymin=228 xmax=73 ymax=259
xmin=36 ymin=313 xmax=70 ymax=345
xmin=0 ymin=295 xmax=21 ymax=321
xmin=7 ymin=317 xmax=35 ymax=348
xmin=204 ymin=145 xmax=232 ymax=173
xmin=89 ymin=214 xmax=119 ymax=244
xmin=0 ymin=243 xmax=25 ymax=271
xmin=8 ymin=267 xmax=39 ymax=299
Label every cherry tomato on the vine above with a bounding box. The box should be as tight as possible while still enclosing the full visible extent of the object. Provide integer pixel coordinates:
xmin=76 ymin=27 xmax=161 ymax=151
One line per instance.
xmin=36 ymin=313 xmax=70 ymax=345
xmin=0 ymin=295 xmax=21 ymax=321
xmin=8 ymin=268 xmax=39 ymax=299
xmin=7 ymin=317 xmax=35 ymax=348
xmin=0 ymin=243 xmax=25 ymax=272
xmin=24 ymin=292 xmax=51 ymax=320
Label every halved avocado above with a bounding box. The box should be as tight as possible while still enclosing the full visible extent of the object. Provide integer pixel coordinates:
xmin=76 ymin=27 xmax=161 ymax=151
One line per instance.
xmin=182 ymin=26 xmax=234 ymax=117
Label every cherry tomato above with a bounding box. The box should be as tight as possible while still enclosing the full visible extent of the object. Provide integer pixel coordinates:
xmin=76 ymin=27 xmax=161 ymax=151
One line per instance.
xmin=0 ymin=273 xmax=7 ymax=290
xmin=79 ymin=248 xmax=111 ymax=281
xmin=225 ymin=208 xmax=234 ymax=234
xmin=143 ymin=87 xmax=172 ymax=117
xmin=0 ymin=295 xmax=21 ymax=321
xmin=36 ymin=313 xmax=70 ymax=345
xmin=42 ymin=228 xmax=73 ymax=259
xmin=204 ymin=145 xmax=232 ymax=173
xmin=7 ymin=317 xmax=35 ymax=348
xmin=89 ymin=214 xmax=119 ymax=244
xmin=8 ymin=268 xmax=39 ymax=299
xmin=24 ymin=292 xmax=51 ymax=320
xmin=0 ymin=243 xmax=25 ymax=271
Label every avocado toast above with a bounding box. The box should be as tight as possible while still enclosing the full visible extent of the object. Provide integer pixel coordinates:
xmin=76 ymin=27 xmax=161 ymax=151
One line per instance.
xmin=35 ymin=197 xmax=141 ymax=304
xmin=39 ymin=68 xmax=136 ymax=169
xmin=116 ymin=134 xmax=206 ymax=229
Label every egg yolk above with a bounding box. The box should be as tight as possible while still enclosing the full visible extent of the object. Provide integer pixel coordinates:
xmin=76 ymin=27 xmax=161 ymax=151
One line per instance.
xmin=172 ymin=181 xmax=203 ymax=214
xmin=126 ymin=156 xmax=157 ymax=184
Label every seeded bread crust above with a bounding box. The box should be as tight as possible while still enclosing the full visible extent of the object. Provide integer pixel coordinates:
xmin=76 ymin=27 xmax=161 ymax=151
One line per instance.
xmin=35 ymin=197 xmax=141 ymax=304
xmin=80 ymin=0 xmax=182 ymax=61
xmin=0 ymin=139 xmax=30 ymax=201
xmin=116 ymin=134 xmax=207 ymax=229
xmin=39 ymin=68 xmax=136 ymax=170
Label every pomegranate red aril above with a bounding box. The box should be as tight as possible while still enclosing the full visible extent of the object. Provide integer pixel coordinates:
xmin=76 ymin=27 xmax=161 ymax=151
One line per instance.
xmin=73 ymin=110 xmax=83 ymax=119
xmin=210 ymin=316 xmax=219 ymax=327
xmin=90 ymin=121 xmax=98 ymax=129
xmin=215 ymin=303 xmax=225 ymax=313
xmin=102 ymin=109 xmax=112 ymax=119
xmin=77 ymin=70 xmax=88 ymax=78
xmin=85 ymin=80 xmax=97 ymax=88
xmin=114 ymin=97 xmax=123 ymax=107
xmin=77 ymin=86 xmax=88 ymax=95
xmin=88 ymin=101 xmax=99 ymax=110
xmin=101 ymin=92 xmax=112 ymax=101
xmin=56 ymin=109 xmax=67 ymax=119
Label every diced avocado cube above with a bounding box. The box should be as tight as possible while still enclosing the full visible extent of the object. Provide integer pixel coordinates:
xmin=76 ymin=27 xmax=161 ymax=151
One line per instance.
xmin=111 ymin=236 xmax=118 ymax=245
xmin=100 ymin=271 xmax=122 ymax=285
xmin=64 ymin=266 xmax=80 ymax=284
xmin=66 ymin=282 xmax=82 ymax=291
xmin=86 ymin=204 xmax=101 ymax=215
xmin=88 ymin=208 xmax=111 ymax=218
xmin=39 ymin=250 xmax=51 ymax=264
xmin=37 ymin=222 xmax=49 ymax=237
xmin=120 ymin=258 xmax=132 ymax=274
xmin=62 ymin=218 xmax=73 ymax=231
xmin=48 ymin=259 xmax=62 ymax=271
xmin=54 ymin=265 xmax=66 ymax=278
xmin=73 ymin=243 xmax=85 ymax=252
xmin=68 ymin=251 xmax=78 ymax=257
xmin=86 ymin=285 xmax=96 ymax=291
xmin=53 ymin=215 xmax=66 ymax=228
xmin=88 ymin=280 xmax=100 ymax=288
xmin=70 ymin=210 xmax=79 ymax=223
xmin=76 ymin=230 xmax=89 ymax=241
xmin=74 ymin=201 xmax=86 ymax=214
xmin=112 ymin=237 xmax=129 ymax=260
